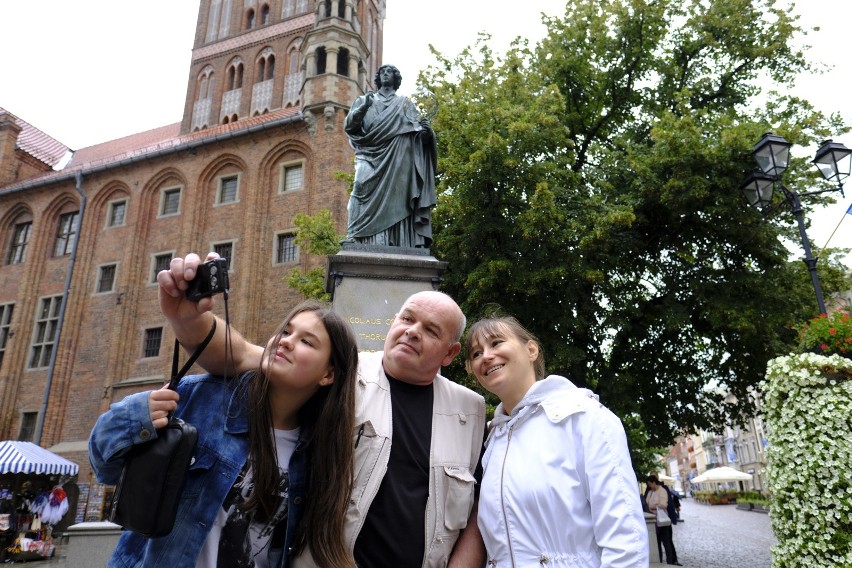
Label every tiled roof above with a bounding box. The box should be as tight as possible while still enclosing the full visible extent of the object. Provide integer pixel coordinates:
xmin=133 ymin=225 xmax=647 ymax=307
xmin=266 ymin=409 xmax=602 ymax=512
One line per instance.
xmin=0 ymin=106 xmax=303 ymax=194
xmin=66 ymin=123 xmax=182 ymax=169
xmin=0 ymin=107 xmax=71 ymax=168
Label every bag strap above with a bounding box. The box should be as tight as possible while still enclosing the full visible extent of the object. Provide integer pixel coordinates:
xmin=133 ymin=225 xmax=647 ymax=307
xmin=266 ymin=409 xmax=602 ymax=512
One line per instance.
xmin=168 ymin=319 xmax=218 ymax=391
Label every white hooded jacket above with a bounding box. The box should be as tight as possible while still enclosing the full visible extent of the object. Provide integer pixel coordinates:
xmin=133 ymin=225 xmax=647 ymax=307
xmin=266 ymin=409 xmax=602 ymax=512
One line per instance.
xmin=479 ymin=376 xmax=648 ymax=567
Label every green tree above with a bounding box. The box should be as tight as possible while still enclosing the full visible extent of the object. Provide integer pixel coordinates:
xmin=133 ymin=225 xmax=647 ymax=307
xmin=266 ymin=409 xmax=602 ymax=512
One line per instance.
xmin=286 ymin=209 xmax=342 ymax=301
xmin=423 ymin=0 xmax=851 ymax=446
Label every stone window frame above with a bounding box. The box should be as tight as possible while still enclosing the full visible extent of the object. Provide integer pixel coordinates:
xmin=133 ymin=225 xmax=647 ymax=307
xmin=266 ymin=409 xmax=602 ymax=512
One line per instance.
xmin=158 ymin=186 xmax=182 ymax=218
xmin=96 ymin=262 xmax=118 ymax=294
xmin=278 ymin=160 xmax=305 ymax=194
xmin=216 ymin=173 xmax=241 ymax=206
xmin=28 ymin=295 xmax=62 ymax=370
xmin=150 ymin=251 xmax=175 ymax=284
xmin=212 ymin=240 xmax=236 ymax=273
xmin=274 ymin=231 xmax=299 ymax=265
xmin=142 ymin=326 xmax=164 ymax=358
xmin=106 ymin=198 xmax=128 ymax=228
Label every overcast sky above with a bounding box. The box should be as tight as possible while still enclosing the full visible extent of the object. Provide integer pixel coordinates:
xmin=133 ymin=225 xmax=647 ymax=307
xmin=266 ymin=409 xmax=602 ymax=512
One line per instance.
xmin=0 ymin=0 xmax=849 ymax=264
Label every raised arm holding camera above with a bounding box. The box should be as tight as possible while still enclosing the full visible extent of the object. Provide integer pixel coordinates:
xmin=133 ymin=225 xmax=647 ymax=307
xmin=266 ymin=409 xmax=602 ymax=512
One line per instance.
xmin=88 ymin=253 xmax=360 ymax=568
xmin=157 ymin=252 xmax=488 ymax=568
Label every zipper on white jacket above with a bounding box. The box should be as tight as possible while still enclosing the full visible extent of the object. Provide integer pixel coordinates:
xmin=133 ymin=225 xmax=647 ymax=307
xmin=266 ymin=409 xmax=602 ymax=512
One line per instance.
xmin=498 ymin=424 xmax=516 ymax=567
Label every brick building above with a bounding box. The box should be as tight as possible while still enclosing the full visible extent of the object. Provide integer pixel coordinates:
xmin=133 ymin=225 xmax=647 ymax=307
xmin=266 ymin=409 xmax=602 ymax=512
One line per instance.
xmin=0 ymin=0 xmax=384 ymax=521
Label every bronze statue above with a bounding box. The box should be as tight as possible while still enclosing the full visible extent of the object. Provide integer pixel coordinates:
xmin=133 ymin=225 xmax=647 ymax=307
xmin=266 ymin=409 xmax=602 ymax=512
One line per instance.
xmin=342 ymin=65 xmax=437 ymax=248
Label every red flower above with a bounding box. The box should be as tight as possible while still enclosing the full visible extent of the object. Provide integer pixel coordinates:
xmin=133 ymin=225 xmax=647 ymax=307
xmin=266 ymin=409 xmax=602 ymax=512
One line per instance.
xmin=821 ymin=343 xmax=829 ymax=351
xmin=830 ymin=328 xmax=837 ymax=336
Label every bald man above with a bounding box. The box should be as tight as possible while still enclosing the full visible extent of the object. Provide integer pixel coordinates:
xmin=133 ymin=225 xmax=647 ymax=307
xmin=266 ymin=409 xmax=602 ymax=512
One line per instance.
xmin=159 ymin=256 xmax=487 ymax=568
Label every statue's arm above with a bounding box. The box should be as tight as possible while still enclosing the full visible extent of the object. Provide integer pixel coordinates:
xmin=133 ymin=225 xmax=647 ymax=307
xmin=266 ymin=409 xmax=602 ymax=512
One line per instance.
xmin=344 ymin=92 xmax=373 ymax=134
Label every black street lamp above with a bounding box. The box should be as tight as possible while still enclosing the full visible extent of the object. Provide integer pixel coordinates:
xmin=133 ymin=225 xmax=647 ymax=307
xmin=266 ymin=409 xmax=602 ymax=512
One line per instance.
xmin=740 ymin=133 xmax=851 ymax=314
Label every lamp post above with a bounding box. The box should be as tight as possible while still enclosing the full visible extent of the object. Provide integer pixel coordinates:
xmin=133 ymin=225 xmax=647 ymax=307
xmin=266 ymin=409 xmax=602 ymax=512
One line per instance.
xmin=740 ymin=133 xmax=852 ymax=314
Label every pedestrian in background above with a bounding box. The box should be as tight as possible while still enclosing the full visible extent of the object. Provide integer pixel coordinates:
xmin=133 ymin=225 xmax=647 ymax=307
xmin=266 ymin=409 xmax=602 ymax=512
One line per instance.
xmin=647 ymin=475 xmax=682 ymax=566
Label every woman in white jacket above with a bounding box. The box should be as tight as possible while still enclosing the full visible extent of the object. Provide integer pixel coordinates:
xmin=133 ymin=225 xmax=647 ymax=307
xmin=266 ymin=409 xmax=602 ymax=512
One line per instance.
xmin=465 ymin=315 xmax=648 ymax=567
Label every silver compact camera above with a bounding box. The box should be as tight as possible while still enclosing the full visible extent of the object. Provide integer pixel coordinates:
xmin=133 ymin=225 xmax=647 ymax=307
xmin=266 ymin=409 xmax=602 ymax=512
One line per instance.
xmin=185 ymin=258 xmax=229 ymax=301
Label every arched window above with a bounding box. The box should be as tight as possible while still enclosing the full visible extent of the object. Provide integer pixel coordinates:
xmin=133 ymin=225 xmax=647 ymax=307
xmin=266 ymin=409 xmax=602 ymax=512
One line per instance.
xmin=322 ymin=0 xmax=331 ymax=17
xmin=227 ymin=61 xmax=244 ymax=90
xmin=197 ymin=66 xmax=214 ymax=100
xmin=316 ymin=47 xmax=327 ymax=74
xmin=246 ymin=8 xmax=255 ymax=29
xmin=266 ymin=54 xmax=275 ymax=80
xmin=337 ymin=48 xmax=349 ymax=76
xmin=338 ymin=0 xmax=346 ymax=18
xmin=261 ymin=4 xmax=270 ymax=24
xmin=5 ymin=212 xmax=33 ymax=265
xmin=288 ymin=48 xmax=301 ymax=75
xmin=257 ymin=59 xmax=266 ymax=82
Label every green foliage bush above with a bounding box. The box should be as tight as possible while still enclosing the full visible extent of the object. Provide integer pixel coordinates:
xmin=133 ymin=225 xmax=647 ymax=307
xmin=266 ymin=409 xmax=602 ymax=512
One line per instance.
xmin=763 ymin=353 xmax=852 ymax=566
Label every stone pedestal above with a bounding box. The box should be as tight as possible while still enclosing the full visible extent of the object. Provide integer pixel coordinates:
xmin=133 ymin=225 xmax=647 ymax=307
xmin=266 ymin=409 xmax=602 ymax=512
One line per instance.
xmin=62 ymin=521 xmax=122 ymax=567
xmin=326 ymin=245 xmax=448 ymax=351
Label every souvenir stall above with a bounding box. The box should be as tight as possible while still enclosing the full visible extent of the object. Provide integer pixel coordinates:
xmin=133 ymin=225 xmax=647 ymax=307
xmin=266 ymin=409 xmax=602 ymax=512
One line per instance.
xmin=0 ymin=441 xmax=78 ymax=562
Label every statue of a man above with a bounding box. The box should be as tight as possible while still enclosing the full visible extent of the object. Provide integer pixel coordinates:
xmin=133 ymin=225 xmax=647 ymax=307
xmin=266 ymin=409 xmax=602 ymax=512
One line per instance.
xmin=342 ymin=64 xmax=437 ymax=248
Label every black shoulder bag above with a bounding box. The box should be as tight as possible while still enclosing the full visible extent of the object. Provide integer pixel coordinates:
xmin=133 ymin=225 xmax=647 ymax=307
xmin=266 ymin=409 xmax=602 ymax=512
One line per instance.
xmin=109 ymin=321 xmax=218 ymax=538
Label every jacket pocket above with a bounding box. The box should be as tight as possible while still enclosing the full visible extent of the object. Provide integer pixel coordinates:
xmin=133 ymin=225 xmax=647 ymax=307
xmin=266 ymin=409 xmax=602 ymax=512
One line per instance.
xmin=351 ymin=421 xmax=381 ymax=505
xmin=181 ymin=445 xmax=217 ymax=499
xmin=443 ymin=466 xmax=475 ymax=530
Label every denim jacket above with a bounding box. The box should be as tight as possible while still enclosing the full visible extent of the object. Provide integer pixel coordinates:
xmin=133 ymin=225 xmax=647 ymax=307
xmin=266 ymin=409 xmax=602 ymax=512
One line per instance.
xmin=89 ymin=373 xmax=309 ymax=568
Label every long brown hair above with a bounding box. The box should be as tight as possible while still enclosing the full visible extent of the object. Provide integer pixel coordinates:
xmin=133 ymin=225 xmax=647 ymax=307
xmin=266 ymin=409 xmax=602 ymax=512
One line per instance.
xmin=244 ymin=300 xmax=358 ymax=567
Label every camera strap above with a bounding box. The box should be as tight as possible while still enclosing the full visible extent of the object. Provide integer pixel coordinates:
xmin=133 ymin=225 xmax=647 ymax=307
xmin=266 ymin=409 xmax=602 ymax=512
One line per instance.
xmin=168 ymin=319 xmax=218 ymax=392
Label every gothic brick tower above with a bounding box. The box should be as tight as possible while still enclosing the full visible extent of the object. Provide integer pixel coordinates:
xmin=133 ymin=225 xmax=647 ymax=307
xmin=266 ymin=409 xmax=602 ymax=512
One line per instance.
xmin=0 ymin=0 xmax=385 ymax=514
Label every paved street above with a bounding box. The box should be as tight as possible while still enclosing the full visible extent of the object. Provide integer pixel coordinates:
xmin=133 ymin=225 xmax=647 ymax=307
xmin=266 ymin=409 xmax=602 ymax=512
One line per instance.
xmin=662 ymin=498 xmax=776 ymax=567
xmin=36 ymin=497 xmax=776 ymax=567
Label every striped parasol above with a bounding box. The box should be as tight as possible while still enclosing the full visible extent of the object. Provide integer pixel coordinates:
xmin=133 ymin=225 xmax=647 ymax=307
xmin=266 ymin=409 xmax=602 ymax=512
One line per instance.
xmin=0 ymin=441 xmax=79 ymax=476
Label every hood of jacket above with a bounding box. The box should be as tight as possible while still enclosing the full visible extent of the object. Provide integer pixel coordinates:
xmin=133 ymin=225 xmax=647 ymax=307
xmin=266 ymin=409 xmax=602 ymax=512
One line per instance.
xmin=487 ymin=375 xmax=600 ymax=444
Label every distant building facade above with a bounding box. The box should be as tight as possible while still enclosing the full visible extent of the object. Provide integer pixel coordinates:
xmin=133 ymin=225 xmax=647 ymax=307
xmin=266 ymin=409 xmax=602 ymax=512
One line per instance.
xmin=0 ymin=0 xmax=384 ymax=521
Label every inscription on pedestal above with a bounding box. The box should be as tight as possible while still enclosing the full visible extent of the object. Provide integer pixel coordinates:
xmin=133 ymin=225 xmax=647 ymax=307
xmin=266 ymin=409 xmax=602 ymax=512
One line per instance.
xmin=326 ymin=248 xmax=449 ymax=352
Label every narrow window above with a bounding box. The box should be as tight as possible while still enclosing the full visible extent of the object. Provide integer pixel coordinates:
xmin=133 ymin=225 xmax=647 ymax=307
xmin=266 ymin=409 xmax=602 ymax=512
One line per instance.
xmin=0 ymin=303 xmax=14 ymax=370
xmin=218 ymin=175 xmax=239 ymax=204
xmin=246 ymin=8 xmax=255 ymax=29
xmin=152 ymin=253 xmax=173 ymax=283
xmin=97 ymin=264 xmax=117 ymax=293
xmin=228 ymin=66 xmax=237 ymax=90
xmin=337 ymin=48 xmax=349 ymax=76
xmin=143 ymin=327 xmax=163 ymax=358
xmin=18 ymin=412 xmax=38 ymax=442
xmin=267 ymin=55 xmax=275 ymax=80
xmin=316 ymin=47 xmax=327 ymax=74
xmin=275 ymin=232 xmax=299 ymax=264
xmin=261 ymin=4 xmax=270 ymax=24
xmin=213 ymin=242 xmax=234 ymax=270
xmin=6 ymin=221 xmax=31 ymax=264
xmin=107 ymin=200 xmax=127 ymax=227
xmin=28 ymin=295 xmax=62 ymax=369
xmin=281 ymin=163 xmax=304 ymax=192
xmin=160 ymin=188 xmax=181 ymax=216
xmin=54 ymin=211 xmax=79 ymax=256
